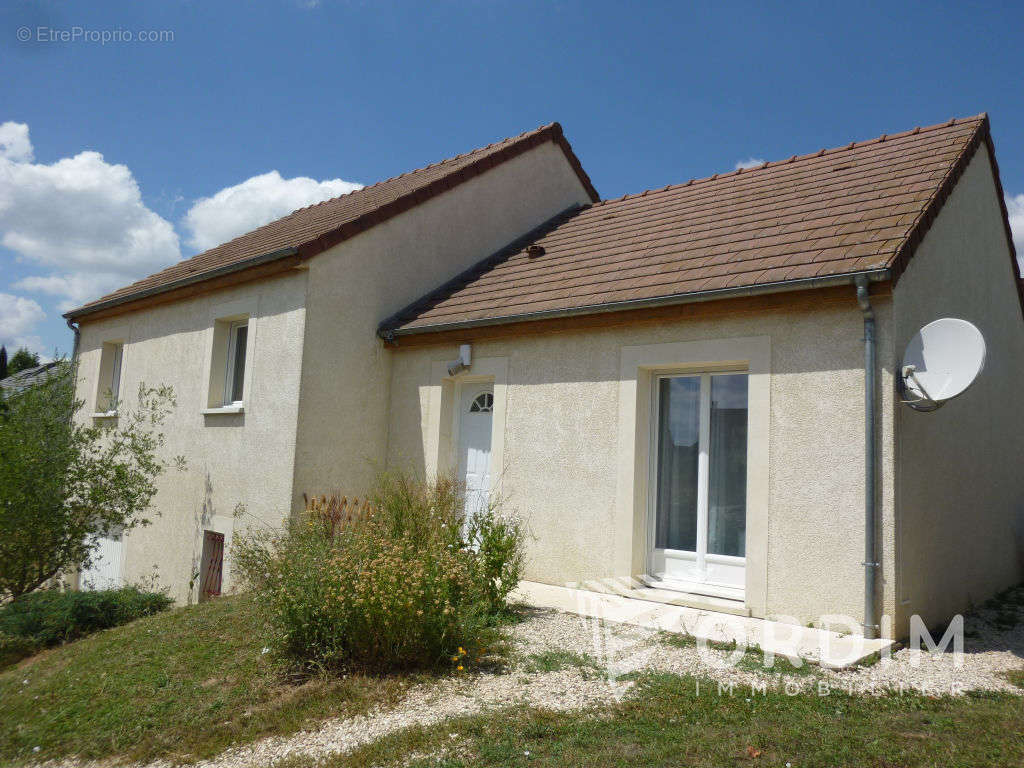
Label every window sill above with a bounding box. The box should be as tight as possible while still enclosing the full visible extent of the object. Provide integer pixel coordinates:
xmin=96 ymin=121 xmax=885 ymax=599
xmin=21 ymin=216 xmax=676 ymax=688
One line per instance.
xmin=91 ymin=411 xmax=118 ymax=419
xmin=202 ymin=405 xmax=244 ymax=415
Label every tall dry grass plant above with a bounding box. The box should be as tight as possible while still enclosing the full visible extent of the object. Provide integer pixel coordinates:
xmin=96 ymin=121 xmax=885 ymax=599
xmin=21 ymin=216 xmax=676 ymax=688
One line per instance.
xmin=233 ymin=472 xmax=523 ymax=673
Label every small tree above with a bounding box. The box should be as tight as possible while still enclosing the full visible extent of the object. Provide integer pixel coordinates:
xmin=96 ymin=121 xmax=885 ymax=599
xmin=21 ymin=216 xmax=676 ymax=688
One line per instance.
xmin=0 ymin=362 xmax=184 ymax=600
xmin=6 ymin=348 xmax=40 ymax=376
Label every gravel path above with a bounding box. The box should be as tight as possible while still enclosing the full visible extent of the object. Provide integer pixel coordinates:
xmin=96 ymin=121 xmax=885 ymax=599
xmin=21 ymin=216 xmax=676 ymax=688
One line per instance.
xmin=514 ymin=600 xmax=1024 ymax=697
xmin=162 ymin=664 xmax=621 ymax=768
xmin=46 ymin=594 xmax=1024 ymax=768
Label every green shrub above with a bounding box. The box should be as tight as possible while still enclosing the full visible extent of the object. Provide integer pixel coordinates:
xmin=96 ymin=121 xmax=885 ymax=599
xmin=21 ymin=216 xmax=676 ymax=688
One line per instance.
xmin=0 ymin=586 xmax=173 ymax=666
xmin=465 ymin=502 xmax=525 ymax=616
xmin=0 ymin=632 xmax=39 ymax=668
xmin=233 ymin=472 xmax=524 ymax=673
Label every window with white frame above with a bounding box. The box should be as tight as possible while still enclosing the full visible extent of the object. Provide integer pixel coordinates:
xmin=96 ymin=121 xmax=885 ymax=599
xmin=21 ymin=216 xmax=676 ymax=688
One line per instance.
xmin=649 ymin=371 xmax=748 ymax=590
xmin=223 ymin=320 xmax=248 ymax=406
xmin=96 ymin=342 xmax=124 ymax=413
xmin=109 ymin=343 xmax=123 ymax=407
xmin=205 ymin=315 xmax=251 ymax=412
xmin=469 ymin=392 xmax=493 ymax=412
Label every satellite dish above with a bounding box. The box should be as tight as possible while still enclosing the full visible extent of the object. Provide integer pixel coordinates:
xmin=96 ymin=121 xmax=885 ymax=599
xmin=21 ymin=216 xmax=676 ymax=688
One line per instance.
xmin=899 ymin=318 xmax=985 ymax=412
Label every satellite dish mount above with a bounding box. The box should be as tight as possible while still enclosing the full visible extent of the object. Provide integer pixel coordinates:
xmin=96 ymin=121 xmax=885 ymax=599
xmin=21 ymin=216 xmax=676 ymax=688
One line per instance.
xmin=898 ymin=318 xmax=985 ymax=413
xmin=898 ymin=364 xmax=942 ymax=412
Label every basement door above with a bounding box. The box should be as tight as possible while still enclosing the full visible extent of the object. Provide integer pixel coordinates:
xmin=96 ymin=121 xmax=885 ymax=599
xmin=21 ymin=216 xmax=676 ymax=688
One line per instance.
xmin=648 ymin=372 xmax=748 ymax=598
xmin=199 ymin=531 xmax=225 ymax=602
xmin=457 ymin=385 xmax=494 ymax=522
xmin=79 ymin=529 xmax=124 ymax=590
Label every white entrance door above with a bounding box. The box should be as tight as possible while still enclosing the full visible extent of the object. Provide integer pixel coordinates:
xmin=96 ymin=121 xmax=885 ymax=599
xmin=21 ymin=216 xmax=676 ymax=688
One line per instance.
xmin=80 ymin=531 xmax=124 ymax=591
xmin=649 ymin=372 xmax=748 ymax=597
xmin=457 ymin=385 xmax=494 ymax=522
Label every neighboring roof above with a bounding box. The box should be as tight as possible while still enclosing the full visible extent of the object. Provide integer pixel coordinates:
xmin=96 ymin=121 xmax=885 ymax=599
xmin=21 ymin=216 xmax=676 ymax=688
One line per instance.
xmin=0 ymin=360 xmax=65 ymax=394
xmin=66 ymin=123 xmax=598 ymax=320
xmin=383 ymin=114 xmax=1021 ymax=336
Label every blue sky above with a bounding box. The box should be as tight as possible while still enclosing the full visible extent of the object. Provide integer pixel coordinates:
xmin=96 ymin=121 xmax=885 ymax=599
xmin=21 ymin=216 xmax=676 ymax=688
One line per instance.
xmin=2 ymin=0 xmax=1023 ymax=357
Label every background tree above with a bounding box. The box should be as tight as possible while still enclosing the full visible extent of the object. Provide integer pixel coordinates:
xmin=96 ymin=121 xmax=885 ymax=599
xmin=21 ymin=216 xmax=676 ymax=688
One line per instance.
xmin=7 ymin=348 xmax=41 ymax=376
xmin=0 ymin=346 xmax=7 ymax=380
xmin=0 ymin=362 xmax=184 ymax=599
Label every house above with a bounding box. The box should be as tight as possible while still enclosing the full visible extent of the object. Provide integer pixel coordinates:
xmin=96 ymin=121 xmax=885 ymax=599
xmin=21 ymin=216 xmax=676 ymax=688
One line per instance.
xmin=0 ymin=360 xmax=65 ymax=394
xmin=65 ymin=115 xmax=1024 ymax=638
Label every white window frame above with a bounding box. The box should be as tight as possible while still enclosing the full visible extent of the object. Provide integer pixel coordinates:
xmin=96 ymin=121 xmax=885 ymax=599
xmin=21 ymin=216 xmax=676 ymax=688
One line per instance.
xmin=223 ymin=320 xmax=248 ymax=406
xmin=109 ymin=342 xmax=124 ymax=408
xmin=469 ymin=392 xmax=494 ymax=413
xmin=93 ymin=339 xmax=127 ymax=417
xmin=616 ymin=336 xmax=770 ymax=616
xmin=647 ymin=369 xmax=748 ymax=592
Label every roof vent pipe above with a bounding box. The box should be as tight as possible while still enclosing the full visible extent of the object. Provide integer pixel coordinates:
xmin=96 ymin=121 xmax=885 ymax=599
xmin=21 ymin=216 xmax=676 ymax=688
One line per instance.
xmin=855 ymin=275 xmax=879 ymax=639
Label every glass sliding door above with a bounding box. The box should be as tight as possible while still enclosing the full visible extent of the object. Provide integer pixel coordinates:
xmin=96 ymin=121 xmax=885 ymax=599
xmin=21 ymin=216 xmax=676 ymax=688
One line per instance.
xmin=649 ymin=372 xmax=748 ymax=594
xmin=654 ymin=376 xmax=700 ymax=556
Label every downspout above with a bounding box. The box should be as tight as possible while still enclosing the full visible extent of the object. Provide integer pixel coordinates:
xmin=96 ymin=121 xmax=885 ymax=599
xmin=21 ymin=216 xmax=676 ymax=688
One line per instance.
xmin=63 ymin=317 xmax=81 ymax=593
xmin=65 ymin=317 xmax=80 ymax=384
xmin=854 ymin=275 xmax=878 ymax=639
xmin=66 ymin=317 xmax=80 ymax=364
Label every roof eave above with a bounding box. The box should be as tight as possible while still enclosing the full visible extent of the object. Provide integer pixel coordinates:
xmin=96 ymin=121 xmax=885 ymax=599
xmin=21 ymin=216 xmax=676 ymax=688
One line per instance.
xmin=379 ymin=268 xmax=892 ymax=340
xmin=66 ymin=122 xmax=598 ymax=322
xmin=63 ymin=246 xmax=300 ymax=321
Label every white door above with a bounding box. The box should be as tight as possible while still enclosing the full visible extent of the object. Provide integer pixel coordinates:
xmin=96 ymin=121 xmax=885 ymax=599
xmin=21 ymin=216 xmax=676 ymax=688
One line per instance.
xmin=80 ymin=531 xmax=124 ymax=591
xmin=649 ymin=373 xmax=748 ymax=597
xmin=457 ymin=385 xmax=494 ymax=522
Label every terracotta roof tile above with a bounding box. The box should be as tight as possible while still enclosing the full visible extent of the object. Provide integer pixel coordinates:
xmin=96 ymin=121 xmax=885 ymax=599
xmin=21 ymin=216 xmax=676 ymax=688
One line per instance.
xmin=66 ymin=123 xmax=598 ymax=319
xmin=384 ymin=114 xmax=1019 ymax=334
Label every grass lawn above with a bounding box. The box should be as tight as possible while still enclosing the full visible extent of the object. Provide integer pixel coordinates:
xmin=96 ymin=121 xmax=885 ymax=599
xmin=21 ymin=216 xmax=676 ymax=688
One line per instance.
xmin=0 ymin=595 xmax=420 ymax=766
xmin=1 ymin=596 xmax=1022 ymax=768
xmin=301 ymin=673 xmax=1024 ymax=768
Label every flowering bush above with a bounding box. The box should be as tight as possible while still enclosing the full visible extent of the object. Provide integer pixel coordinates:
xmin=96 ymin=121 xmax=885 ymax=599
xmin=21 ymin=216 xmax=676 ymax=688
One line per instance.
xmin=233 ymin=472 xmax=523 ymax=672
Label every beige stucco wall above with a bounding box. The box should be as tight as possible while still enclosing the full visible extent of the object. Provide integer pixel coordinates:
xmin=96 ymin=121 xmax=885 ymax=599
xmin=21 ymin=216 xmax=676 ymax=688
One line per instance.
xmin=386 ymin=297 xmax=899 ymax=632
xmin=64 ymin=134 xmax=1019 ymax=638
xmin=291 ymin=140 xmax=593 ymax=504
xmin=73 ymin=272 xmax=307 ymax=602
xmin=891 ymin=148 xmax=1024 ymax=633
xmin=68 ymin=137 xmax=590 ymax=601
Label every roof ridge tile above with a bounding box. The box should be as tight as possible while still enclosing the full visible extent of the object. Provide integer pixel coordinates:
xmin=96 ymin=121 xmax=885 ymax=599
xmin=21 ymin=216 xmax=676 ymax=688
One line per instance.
xmin=586 ymin=114 xmax=986 ymax=204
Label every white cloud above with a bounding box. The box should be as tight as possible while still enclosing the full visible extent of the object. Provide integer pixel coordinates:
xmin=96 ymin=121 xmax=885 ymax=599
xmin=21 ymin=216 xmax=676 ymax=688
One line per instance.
xmin=2 ymin=123 xmax=363 ymax=317
xmin=0 ymin=124 xmax=180 ymax=309
xmin=0 ymin=122 xmax=33 ymax=163
xmin=183 ymin=171 xmax=362 ymax=251
xmin=13 ymin=273 xmax=136 ymax=309
xmin=734 ymin=157 xmax=765 ymax=171
xmin=0 ymin=292 xmax=45 ymax=352
xmin=1006 ymin=194 xmax=1024 ymax=271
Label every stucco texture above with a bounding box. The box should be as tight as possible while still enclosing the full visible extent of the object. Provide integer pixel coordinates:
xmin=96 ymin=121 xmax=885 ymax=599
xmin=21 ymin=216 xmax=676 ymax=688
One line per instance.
xmin=66 ymin=132 xmax=1021 ymax=640
xmin=72 ymin=273 xmax=307 ymax=602
xmin=891 ymin=147 xmax=1024 ymax=632
xmin=69 ymin=137 xmax=590 ymax=603
xmin=291 ymin=140 xmax=593 ymax=504
xmin=386 ymin=297 xmax=898 ymax=631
